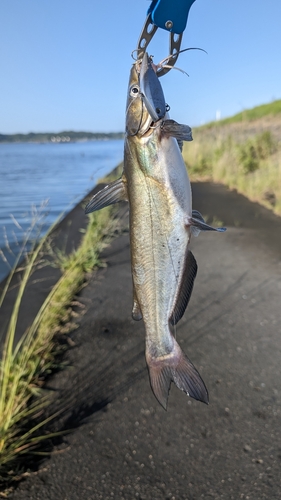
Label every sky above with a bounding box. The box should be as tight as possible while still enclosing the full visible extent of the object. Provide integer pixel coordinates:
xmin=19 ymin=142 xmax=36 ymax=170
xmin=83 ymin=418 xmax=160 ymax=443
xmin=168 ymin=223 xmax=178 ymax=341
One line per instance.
xmin=1 ymin=0 xmax=281 ymax=134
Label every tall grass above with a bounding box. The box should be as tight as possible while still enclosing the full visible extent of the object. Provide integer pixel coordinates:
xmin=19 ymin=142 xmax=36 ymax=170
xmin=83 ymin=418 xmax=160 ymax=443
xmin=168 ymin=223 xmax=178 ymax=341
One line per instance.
xmin=0 ymin=186 xmax=121 ymax=483
xmin=0 ymin=214 xmax=64 ymax=481
xmin=183 ymin=119 xmax=281 ymax=215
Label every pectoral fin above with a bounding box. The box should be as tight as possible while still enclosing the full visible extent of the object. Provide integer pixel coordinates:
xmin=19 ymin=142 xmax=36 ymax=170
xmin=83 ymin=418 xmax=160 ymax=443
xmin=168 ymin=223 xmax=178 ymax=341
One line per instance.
xmin=85 ymin=177 xmax=128 ymax=214
xmin=187 ymin=210 xmax=226 ymax=236
xmin=161 ymin=119 xmax=193 ymax=142
xmin=169 ymin=250 xmax=197 ymax=326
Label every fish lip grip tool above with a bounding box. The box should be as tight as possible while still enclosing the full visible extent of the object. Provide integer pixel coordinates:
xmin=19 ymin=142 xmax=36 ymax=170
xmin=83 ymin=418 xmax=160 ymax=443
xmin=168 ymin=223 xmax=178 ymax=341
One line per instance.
xmin=148 ymin=0 xmax=196 ymax=34
xmin=137 ymin=0 xmax=196 ymax=77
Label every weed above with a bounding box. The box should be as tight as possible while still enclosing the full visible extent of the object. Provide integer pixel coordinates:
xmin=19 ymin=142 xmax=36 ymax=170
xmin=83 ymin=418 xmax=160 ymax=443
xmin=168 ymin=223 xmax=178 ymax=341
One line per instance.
xmin=0 ymin=214 xmax=65 ymax=481
xmin=236 ymin=131 xmax=278 ymax=174
xmin=0 ymin=177 xmax=120 ymax=483
xmin=237 ymin=140 xmax=260 ymax=173
xmin=183 ymin=109 xmax=281 ymax=216
xmin=193 ymin=155 xmax=212 ymax=176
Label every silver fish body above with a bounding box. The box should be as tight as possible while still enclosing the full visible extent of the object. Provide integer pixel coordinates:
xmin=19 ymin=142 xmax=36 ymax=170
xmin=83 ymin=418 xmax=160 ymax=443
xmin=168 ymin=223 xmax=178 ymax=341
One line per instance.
xmin=85 ymin=54 xmax=225 ymax=409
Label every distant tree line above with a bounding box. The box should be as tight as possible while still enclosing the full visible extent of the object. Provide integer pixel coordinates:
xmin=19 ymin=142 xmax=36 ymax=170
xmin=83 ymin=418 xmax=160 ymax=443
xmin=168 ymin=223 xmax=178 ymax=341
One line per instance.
xmin=0 ymin=131 xmax=124 ymax=143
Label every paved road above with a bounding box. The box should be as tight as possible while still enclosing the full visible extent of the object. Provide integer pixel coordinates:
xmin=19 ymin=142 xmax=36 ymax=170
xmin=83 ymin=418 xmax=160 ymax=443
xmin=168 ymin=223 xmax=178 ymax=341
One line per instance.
xmin=10 ymin=182 xmax=281 ymax=500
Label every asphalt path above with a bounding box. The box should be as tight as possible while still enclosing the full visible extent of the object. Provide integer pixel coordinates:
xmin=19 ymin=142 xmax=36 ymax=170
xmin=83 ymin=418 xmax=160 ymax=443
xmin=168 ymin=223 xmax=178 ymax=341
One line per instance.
xmin=9 ymin=182 xmax=281 ymax=500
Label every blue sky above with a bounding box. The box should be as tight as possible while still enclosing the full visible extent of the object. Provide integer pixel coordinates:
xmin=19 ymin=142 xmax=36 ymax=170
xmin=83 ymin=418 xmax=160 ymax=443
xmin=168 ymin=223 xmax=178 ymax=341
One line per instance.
xmin=1 ymin=0 xmax=281 ymax=134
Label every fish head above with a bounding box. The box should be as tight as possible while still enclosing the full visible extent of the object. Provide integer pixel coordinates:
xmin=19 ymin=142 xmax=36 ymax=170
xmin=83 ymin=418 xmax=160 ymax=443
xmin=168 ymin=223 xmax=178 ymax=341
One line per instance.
xmin=126 ymin=53 xmax=166 ymax=137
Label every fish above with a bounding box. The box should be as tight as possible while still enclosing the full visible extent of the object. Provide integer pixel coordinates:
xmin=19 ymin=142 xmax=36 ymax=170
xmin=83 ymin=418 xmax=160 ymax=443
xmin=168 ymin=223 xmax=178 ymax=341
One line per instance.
xmin=85 ymin=53 xmax=226 ymax=409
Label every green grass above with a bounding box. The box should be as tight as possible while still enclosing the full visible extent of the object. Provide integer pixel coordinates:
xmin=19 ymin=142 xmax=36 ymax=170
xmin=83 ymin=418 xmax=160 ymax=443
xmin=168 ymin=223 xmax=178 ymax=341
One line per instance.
xmin=0 ymin=174 xmax=122 ymax=485
xmin=183 ymin=100 xmax=281 ymax=215
xmin=0 ymin=217 xmax=65 ymax=482
xmin=221 ymin=99 xmax=281 ymax=125
xmin=202 ymin=99 xmax=281 ymax=128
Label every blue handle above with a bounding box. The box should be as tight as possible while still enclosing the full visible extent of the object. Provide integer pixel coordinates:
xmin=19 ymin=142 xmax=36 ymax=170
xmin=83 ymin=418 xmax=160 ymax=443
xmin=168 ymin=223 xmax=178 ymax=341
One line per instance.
xmin=148 ymin=0 xmax=196 ymax=34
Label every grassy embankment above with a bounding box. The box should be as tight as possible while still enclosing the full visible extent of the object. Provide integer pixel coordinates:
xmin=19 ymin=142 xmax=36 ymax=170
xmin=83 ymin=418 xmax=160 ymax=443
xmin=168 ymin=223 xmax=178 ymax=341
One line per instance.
xmin=0 ymin=165 xmax=122 ymax=485
xmin=183 ymin=99 xmax=281 ymax=215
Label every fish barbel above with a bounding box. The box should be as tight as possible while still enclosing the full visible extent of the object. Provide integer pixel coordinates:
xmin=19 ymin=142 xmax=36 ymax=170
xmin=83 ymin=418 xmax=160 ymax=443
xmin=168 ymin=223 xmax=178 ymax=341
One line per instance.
xmin=85 ymin=53 xmax=226 ymax=409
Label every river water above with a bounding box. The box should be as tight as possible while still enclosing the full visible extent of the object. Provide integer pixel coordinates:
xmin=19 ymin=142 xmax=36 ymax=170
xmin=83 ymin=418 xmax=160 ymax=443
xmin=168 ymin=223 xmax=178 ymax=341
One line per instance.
xmin=0 ymin=140 xmax=124 ymax=282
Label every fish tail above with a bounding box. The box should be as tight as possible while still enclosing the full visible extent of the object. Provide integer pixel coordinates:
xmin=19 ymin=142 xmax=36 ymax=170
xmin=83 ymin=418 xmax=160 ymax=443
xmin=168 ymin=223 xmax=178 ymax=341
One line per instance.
xmin=146 ymin=340 xmax=209 ymax=410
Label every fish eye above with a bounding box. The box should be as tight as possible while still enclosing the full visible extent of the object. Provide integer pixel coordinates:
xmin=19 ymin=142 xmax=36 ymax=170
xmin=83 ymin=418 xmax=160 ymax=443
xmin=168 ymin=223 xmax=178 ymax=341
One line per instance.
xmin=130 ymin=85 xmax=140 ymax=97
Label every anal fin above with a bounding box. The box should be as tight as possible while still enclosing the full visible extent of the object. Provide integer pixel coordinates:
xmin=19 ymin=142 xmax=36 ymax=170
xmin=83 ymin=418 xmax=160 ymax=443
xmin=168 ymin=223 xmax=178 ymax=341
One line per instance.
xmin=169 ymin=249 xmax=197 ymax=326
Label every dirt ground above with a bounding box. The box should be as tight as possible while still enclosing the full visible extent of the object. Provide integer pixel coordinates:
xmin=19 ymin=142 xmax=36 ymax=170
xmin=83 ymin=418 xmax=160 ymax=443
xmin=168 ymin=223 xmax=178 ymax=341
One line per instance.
xmin=7 ymin=181 xmax=281 ymax=500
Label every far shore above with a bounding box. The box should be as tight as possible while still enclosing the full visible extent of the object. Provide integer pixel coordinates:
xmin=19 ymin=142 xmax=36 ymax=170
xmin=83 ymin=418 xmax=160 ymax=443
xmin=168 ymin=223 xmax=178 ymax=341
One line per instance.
xmin=0 ymin=131 xmax=124 ymax=144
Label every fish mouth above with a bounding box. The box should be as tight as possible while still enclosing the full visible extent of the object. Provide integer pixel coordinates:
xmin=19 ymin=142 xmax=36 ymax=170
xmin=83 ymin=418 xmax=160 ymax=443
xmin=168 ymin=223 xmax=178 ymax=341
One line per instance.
xmin=126 ymin=53 xmax=166 ymax=137
xmin=141 ymin=118 xmax=162 ymax=138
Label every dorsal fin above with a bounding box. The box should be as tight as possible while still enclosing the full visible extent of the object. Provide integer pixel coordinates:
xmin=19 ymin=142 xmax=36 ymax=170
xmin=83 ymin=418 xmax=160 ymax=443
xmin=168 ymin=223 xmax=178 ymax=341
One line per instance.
xmin=169 ymin=249 xmax=197 ymax=326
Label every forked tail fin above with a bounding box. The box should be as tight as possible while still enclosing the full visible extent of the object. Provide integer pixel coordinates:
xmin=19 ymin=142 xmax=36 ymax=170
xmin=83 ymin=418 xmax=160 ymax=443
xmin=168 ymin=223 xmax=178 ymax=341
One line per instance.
xmin=146 ymin=340 xmax=208 ymax=410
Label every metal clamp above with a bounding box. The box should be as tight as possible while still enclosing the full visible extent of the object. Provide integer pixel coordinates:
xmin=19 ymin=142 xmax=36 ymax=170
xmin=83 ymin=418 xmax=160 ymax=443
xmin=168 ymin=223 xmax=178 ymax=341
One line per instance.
xmin=137 ymin=14 xmax=183 ymax=77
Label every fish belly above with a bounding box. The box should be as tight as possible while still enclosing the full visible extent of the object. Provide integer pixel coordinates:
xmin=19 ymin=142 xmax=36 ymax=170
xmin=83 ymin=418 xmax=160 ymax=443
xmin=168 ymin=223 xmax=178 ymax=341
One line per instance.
xmin=124 ymin=136 xmax=208 ymax=409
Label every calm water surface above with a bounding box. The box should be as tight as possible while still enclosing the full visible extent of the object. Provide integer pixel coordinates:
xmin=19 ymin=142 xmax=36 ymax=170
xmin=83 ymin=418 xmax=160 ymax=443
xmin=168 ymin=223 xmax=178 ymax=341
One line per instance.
xmin=0 ymin=140 xmax=124 ymax=282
